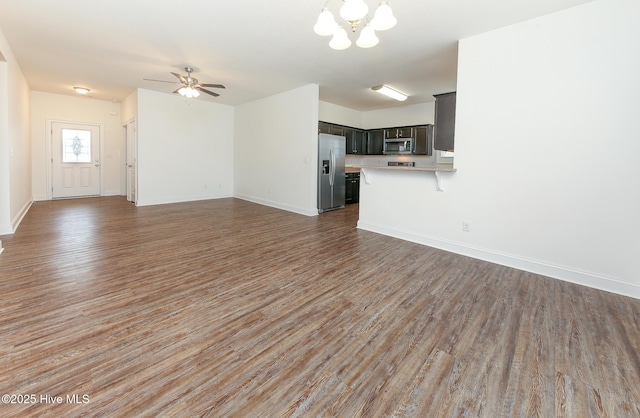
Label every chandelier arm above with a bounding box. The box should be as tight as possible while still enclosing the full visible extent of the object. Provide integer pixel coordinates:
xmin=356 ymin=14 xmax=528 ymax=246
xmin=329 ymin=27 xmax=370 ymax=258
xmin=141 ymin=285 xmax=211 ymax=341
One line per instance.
xmin=348 ymin=19 xmax=361 ymax=32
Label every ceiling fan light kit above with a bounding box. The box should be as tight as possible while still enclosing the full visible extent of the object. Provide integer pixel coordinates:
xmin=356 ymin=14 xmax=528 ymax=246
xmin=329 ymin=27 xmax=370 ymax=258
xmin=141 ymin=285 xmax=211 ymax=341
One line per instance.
xmin=144 ymin=67 xmax=225 ymax=99
xmin=178 ymin=86 xmax=200 ymax=98
xmin=314 ymin=0 xmax=396 ymax=50
xmin=372 ymin=84 xmax=407 ymax=101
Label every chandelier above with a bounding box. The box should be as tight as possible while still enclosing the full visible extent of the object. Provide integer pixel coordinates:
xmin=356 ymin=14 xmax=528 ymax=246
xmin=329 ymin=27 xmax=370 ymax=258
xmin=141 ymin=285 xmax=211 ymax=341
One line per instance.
xmin=314 ymin=0 xmax=397 ymax=50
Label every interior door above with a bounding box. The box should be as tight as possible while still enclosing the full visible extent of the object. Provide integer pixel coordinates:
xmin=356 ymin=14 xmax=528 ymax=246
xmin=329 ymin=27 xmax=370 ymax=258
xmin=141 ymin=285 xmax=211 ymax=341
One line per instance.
xmin=125 ymin=120 xmax=137 ymax=203
xmin=51 ymin=122 xmax=101 ymax=198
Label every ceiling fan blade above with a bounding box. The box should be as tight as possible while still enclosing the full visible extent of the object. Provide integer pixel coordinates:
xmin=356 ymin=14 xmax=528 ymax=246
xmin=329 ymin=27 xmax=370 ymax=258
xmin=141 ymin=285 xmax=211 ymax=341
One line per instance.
xmin=171 ymin=72 xmax=187 ymax=84
xmin=197 ymin=87 xmax=220 ymax=97
xmin=144 ymin=78 xmax=179 ymax=84
xmin=200 ymin=83 xmax=225 ymax=89
xmin=172 ymin=88 xmax=182 ymax=94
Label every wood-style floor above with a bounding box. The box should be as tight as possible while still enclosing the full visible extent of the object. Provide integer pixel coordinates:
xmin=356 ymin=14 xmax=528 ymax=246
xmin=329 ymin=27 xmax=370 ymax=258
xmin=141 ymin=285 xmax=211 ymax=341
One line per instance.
xmin=0 ymin=197 xmax=639 ymax=417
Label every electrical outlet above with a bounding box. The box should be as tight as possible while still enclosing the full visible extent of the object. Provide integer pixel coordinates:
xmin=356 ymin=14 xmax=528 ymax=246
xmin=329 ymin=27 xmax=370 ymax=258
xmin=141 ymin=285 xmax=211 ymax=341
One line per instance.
xmin=462 ymin=221 xmax=470 ymax=232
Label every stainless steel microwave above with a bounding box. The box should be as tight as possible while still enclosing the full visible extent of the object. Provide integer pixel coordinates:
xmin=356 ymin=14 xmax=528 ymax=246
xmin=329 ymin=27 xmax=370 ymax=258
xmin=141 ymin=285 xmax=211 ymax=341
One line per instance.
xmin=383 ymin=138 xmax=414 ymax=155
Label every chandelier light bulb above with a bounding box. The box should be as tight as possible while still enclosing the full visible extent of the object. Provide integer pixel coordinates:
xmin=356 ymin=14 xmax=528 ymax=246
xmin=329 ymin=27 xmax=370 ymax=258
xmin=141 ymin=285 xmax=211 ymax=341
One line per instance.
xmin=371 ymin=1 xmax=397 ymax=31
xmin=314 ymin=7 xmax=337 ymax=36
xmin=340 ymin=0 xmax=368 ymax=22
xmin=356 ymin=24 xmax=379 ymax=48
xmin=329 ymin=26 xmax=352 ymax=50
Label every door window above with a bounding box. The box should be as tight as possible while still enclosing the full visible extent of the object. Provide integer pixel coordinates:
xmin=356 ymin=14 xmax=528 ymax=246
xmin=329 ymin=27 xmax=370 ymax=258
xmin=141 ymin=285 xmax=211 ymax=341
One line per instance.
xmin=62 ymin=129 xmax=92 ymax=163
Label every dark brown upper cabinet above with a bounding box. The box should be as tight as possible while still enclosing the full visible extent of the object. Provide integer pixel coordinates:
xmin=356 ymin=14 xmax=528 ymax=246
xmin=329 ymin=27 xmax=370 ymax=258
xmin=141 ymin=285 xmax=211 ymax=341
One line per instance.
xmin=345 ymin=128 xmax=365 ymax=155
xmin=412 ymin=125 xmax=433 ymax=156
xmin=366 ymin=129 xmax=384 ymax=155
xmin=433 ymin=92 xmax=456 ymax=151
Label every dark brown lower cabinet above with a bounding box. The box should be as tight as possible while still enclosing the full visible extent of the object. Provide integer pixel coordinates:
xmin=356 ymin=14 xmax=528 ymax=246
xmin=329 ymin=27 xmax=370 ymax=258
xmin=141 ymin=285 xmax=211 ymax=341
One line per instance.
xmin=345 ymin=172 xmax=360 ymax=204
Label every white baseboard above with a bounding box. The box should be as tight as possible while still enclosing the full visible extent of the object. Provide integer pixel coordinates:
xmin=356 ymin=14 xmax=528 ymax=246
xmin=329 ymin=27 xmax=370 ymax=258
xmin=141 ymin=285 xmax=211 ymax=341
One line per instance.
xmin=0 ymin=199 xmax=33 ymax=235
xmin=32 ymin=194 xmax=48 ymax=202
xmin=135 ymin=193 xmax=233 ymax=207
xmin=8 ymin=199 xmax=33 ymax=235
xmin=234 ymin=194 xmax=318 ymax=217
xmin=357 ymin=220 xmax=640 ymax=300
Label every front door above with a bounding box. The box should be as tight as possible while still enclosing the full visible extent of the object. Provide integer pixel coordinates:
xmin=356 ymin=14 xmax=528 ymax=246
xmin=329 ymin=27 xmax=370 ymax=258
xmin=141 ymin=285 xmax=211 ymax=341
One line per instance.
xmin=51 ymin=122 xmax=101 ymax=198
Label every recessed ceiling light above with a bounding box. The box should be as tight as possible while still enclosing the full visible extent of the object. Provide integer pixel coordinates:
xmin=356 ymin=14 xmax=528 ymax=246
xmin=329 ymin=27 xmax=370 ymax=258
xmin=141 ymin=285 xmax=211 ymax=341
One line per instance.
xmin=372 ymin=85 xmax=407 ymax=101
xmin=73 ymin=87 xmax=90 ymax=95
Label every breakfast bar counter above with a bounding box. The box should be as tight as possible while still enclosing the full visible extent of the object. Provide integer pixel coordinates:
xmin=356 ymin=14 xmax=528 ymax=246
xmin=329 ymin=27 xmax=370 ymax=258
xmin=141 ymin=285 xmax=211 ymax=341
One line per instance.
xmin=347 ymin=165 xmax=456 ymax=191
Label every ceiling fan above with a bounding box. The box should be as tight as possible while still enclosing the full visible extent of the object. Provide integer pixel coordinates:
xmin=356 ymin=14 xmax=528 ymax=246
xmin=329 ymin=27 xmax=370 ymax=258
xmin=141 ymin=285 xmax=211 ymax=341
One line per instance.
xmin=144 ymin=67 xmax=225 ymax=97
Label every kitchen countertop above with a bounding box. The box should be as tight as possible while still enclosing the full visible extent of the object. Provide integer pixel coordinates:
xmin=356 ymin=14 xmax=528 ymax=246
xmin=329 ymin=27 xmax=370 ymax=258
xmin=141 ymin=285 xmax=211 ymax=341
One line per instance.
xmin=347 ymin=165 xmax=456 ymax=191
xmin=346 ymin=165 xmax=456 ymax=172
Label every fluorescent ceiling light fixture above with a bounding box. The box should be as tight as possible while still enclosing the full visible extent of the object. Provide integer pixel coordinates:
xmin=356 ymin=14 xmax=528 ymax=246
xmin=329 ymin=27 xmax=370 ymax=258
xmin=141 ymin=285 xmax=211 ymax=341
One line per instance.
xmin=73 ymin=87 xmax=90 ymax=95
xmin=372 ymin=85 xmax=407 ymax=101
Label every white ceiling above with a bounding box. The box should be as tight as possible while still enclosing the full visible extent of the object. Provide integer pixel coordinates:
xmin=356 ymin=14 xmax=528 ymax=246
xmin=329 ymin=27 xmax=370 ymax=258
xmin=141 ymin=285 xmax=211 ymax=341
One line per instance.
xmin=0 ymin=0 xmax=594 ymax=111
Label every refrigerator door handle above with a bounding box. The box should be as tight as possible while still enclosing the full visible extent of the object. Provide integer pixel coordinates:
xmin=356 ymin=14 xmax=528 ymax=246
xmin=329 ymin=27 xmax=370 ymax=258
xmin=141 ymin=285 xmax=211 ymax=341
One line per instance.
xmin=329 ymin=149 xmax=335 ymax=186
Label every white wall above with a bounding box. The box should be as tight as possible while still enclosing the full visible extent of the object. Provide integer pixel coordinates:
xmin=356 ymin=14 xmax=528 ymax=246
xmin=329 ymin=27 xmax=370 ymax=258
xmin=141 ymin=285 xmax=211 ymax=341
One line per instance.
xmin=136 ymin=89 xmax=234 ymax=206
xmin=31 ymin=91 xmax=122 ymax=200
xmin=121 ymin=90 xmax=137 ymax=123
xmin=0 ymin=25 xmax=31 ymax=235
xmin=234 ymin=84 xmax=319 ymax=216
xmin=358 ymin=0 xmax=640 ymax=299
xmin=9 ymin=63 xmax=30 ymax=226
xmin=319 ymin=101 xmax=363 ymax=128
xmin=319 ymin=101 xmax=436 ymax=130
xmin=362 ymin=102 xmax=435 ymax=129
xmin=0 ymin=55 xmax=9 ymax=235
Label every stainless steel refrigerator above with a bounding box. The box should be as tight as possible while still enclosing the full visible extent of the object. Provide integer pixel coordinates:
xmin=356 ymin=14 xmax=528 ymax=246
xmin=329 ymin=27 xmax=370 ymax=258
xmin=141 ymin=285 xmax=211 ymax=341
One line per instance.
xmin=318 ymin=133 xmax=346 ymax=213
